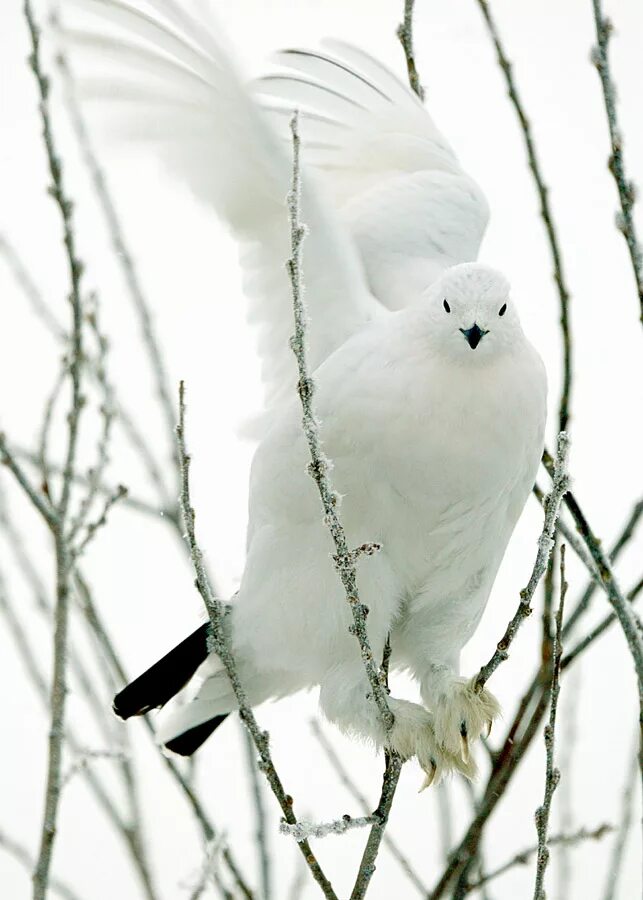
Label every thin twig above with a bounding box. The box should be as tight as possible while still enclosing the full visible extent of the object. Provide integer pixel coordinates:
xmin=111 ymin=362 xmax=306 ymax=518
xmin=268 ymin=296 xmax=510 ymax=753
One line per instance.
xmin=0 ymin=827 xmax=84 ymax=900
xmin=310 ymin=720 xmax=428 ymax=896
xmin=0 ymin=234 xmax=65 ymax=338
xmin=542 ymin=448 xmax=643 ymax=686
xmin=22 ymin=5 xmax=88 ymax=896
xmin=280 ymin=816 xmax=379 ymax=842
xmin=68 ymin=299 xmax=116 ymax=543
xmin=348 ymin=753 xmax=404 ymax=900
xmin=436 ymin=781 xmax=454 ymax=866
xmin=432 ymin=541 xmax=642 ymax=895
xmin=601 ymin=738 xmax=640 ymax=900
xmin=242 ymin=726 xmax=272 ymax=900
xmin=562 ymin=573 xmax=643 ymax=671
xmin=590 ymin=4 xmax=643 ymax=324
xmin=428 ymin=687 xmax=552 ymax=898
xmin=465 ymin=824 xmax=613 ymax=893
xmin=533 ymin=544 xmax=567 ymax=898
xmin=475 ymin=0 xmax=573 ymax=431
xmin=177 ymin=382 xmax=336 ymax=899
xmin=475 ymin=432 xmax=569 ymax=690
xmin=563 ymin=497 xmax=643 ymax=637
xmin=0 ymin=437 xmax=57 ymax=528
xmin=555 ymin=665 xmax=581 ymax=899
xmin=71 ymin=571 xmax=253 ymax=899
xmin=57 ymin=49 xmax=180 ymax=471
xmin=0 ymin=573 xmax=156 ymax=898
xmin=72 ymin=483 xmax=128 ymax=559
xmin=0 ymin=492 xmax=155 ymax=894
xmin=286 ymin=112 xmax=393 ymax=737
xmin=396 ymin=0 xmax=425 ymax=101
xmin=37 ymin=363 xmax=66 ymax=501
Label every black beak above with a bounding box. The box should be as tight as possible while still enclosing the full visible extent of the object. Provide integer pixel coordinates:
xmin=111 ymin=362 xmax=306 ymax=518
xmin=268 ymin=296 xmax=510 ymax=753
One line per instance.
xmin=459 ymin=323 xmax=487 ymax=350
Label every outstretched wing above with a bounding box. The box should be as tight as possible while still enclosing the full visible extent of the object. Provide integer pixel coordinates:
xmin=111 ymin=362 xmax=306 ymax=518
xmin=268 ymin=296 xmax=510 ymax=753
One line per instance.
xmin=61 ymin=0 xmax=382 ymax=408
xmin=255 ymin=41 xmax=490 ymax=309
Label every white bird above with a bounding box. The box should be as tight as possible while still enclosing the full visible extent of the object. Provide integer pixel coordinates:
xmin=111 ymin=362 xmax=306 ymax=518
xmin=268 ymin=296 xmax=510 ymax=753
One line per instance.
xmin=66 ymin=0 xmax=547 ymax=783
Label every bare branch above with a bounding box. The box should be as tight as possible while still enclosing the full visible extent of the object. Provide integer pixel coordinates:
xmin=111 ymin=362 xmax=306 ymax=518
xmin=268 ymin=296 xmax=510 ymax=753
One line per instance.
xmin=0 ymin=434 xmax=57 ymax=528
xmin=177 ymin=381 xmax=337 ymax=900
xmin=397 ymin=0 xmax=425 ymax=101
xmin=563 ymin=573 xmax=643 ymax=671
xmin=0 ymin=827 xmax=83 ymax=900
xmin=542 ymin=449 xmax=643 ymax=686
xmin=466 ymin=824 xmax=613 ymax=893
xmin=310 ymin=719 xmax=428 ymax=896
xmin=348 ymin=753 xmax=403 ymax=900
xmin=57 ymin=50 xmax=180 ymax=471
xmin=71 ymin=483 xmax=128 ymax=560
xmin=601 ymin=738 xmax=640 ymax=900
xmin=281 ymin=815 xmax=380 ymax=842
xmin=563 ymin=497 xmax=643 ymax=638
xmin=22 ymin=5 xmax=89 ymax=894
xmin=533 ymin=544 xmax=568 ymax=898
xmin=71 ymin=572 xmax=253 ymax=899
xmin=0 ymin=234 xmax=65 ymax=338
xmin=474 ymin=0 xmax=573 ymax=432
xmin=590 ymin=5 xmax=643 ymax=324
xmin=242 ymin=726 xmax=272 ymax=900
xmin=475 ymin=432 xmax=569 ymax=690
xmin=0 ymin=571 xmax=156 ymax=897
xmin=286 ymin=112 xmax=393 ymax=737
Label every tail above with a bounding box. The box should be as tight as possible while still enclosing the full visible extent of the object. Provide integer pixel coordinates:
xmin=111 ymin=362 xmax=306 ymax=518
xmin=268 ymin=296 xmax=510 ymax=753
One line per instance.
xmin=113 ymin=622 xmax=230 ymax=755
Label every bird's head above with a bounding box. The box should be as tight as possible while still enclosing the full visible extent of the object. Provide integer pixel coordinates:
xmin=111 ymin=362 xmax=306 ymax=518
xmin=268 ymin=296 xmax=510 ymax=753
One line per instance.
xmin=423 ymin=262 xmax=521 ymax=361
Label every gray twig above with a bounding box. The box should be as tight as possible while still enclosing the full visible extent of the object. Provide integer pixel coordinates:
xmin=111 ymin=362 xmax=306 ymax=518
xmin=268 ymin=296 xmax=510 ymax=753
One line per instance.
xmin=465 ymin=824 xmax=613 ymax=893
xmin=0 ymin=234 xmax=65 ymax=338
xmin=280 ymin=815 xmax=379 ymax=842
xmin=0 ymin=572 xmax=156 ymax=898
xmin=71 ymin=571 xmax=253 ymax=899
xmin=475 ymin=432 xmax=570 ymax=690
xmin=562 ymin=573 xmax=643 ymax=671
xmin=310 ymin=720 xmax=428 ymax=896
xmin=71 ymin=483 xmax=128 ymax=560
xmin=242 ymin=725 xmax=272 ymax=900
xmin=563 ymin=497 xmax=643 ymax=637
xmin=177 ymin=382 xmax=337 ymax=899
xmin=396 ymin=0 xmax=425 ymax=101
xmin=57 ymin=49 xmax=180 ymax=472
xmin=0 ymin=827 xmax=83 ymax=900
xmin=533 ymin=544 xmax=568 ymax=898
xmin=475 ymin=0 xmax=573 ymax=432
xmin=0 ymin=436 xmax=57 ymax=528
xmin=542 ymin=449 xmax=643 ymax=688
xmin=286 ymin=112 xmax=393 ymax=737
xmin=600 ymin=737 xmax=640 ymax=900
xmin=349 ymin=753 xmax=403 ymax=900
xmin=590 ymin=5 xmax=643 ymax=324
xmin=68 ymin=299 xmax=116 ymax=543
xmin=555 ymin=665 xmax=582 ymax=899
xmin=22 ymin=5 xmax=88 ymax=897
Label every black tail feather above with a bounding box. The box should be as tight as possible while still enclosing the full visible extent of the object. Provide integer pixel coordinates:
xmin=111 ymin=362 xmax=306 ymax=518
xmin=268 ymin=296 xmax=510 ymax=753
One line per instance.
xmin=164 ymin=714 xmax=229 ymax=756
xmin=113 ymin=622 xmax=211 ymax=719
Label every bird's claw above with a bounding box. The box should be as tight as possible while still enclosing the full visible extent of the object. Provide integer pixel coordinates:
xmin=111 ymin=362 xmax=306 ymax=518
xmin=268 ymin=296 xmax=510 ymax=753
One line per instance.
xmin=418 ymin=759 xmax=437 ymax=792
xmin=459 ymin=723 xmax=469 ymax=763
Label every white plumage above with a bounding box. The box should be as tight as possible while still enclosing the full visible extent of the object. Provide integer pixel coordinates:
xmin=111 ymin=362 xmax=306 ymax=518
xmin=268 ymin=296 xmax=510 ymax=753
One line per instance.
xmin=65 ymin=0 xmax=547 ymax=782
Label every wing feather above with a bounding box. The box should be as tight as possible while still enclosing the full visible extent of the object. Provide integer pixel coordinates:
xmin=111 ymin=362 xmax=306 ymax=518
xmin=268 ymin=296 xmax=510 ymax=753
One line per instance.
xmin=256 ymin=40 xmax=489 ymax=308
xmin=61 ymin=0 xmax=381 ymax=408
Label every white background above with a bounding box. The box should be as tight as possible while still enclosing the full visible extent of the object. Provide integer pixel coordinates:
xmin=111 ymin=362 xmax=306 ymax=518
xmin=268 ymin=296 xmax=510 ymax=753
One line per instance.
xmin=1 ymin=1 xmax=642 ymax=898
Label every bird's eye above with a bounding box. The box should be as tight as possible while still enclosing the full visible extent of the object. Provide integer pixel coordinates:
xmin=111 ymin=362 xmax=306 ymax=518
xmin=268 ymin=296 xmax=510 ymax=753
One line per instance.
xmin=443 ymin=299 xmax=451 ymax=314
xmin=498 ymin=303 xmax=507 ymax=317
